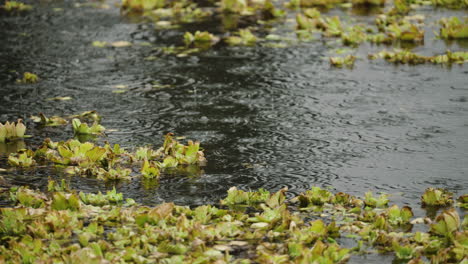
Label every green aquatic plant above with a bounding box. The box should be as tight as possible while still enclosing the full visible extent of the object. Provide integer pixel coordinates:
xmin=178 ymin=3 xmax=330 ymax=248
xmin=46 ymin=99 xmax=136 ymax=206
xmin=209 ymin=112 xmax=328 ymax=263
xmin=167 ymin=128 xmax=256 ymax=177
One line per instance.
xmin=51 ymin=192 xmax=81 ymax=211
xmin=95 ymin=167 xmax=132 ymax=181
xmin=8 ymin=151 xmax=35 ymax=167
xmin=261 ymin=0 xmax=285 ymax=19
xmin=422 ymin=188 xmax=454 ymax=207
xmin=430 ymin=208 xmax=461 ymax=237
xmin=79 ymin=187 xmax=124 ymax=206
xmin=431 ymin=0 xmax=467 ymax=8
xmin=0 ymin=208 xmax=28 ymax=236
xmin=226 ymin=29 xmax=258 ymax=46
xmin=92 ymin=40 xmax=108 ymax=47
xmin=392 ymin=240 xmax=419 ymax=260
xmin=8 ymin=132 xmax=205 ymax=181
xmin=220 ymin=0 xmax=248 ymax=14
xmin=161 ymin=133 xmax=206 ymax=165
xmin=16 ymin=72 xmax=38 ymax=83
xmin=31 ymin=111 xmax=100 ymax=127
xmin=299 ymin=0 xmax=348 ymax=7
xmin=392 ymin=0 xmax=411 ymax=14
xmin=0 ymin=183 xmax=467 ymax=262
xmin=296 ymin=186 xmax=335 ymax=207
xmin=220 ymin=187 xmax=271 ymax=206
xmin=141 ymin=159 xmax=160 ymax=179
xmin=457 ymin=194 xmax=468 ymax=209
xmin=70 ymin=110 xmax=102 ymax=123
xmin=369 ymin=49 xmax=429 ymax=64
xmin=50 ymin=139 xmax=108 ymax=167
xmin=386 ymin=20 xmax=424 ymax=43
xmin=121 ymin=0 xmax=166 ymax=11
xmin=2 ymin=1 xmax=32 ymax=11
xmin=10 ymin=187 xmax=46 ymax=208
xmin=184 ymin=31 xmax=219 ymax=49
xmin=386 ymin=204 xmax=413 ymax=226
xmin=30 ymin=113 xmax=68 ymax=126
xmin=0 ymin=119 xmax=26 ymax=142
xmin=47 ymin=179 xmax=71 ymax=192
xmin=330 ymin=55 xmax=357 ymax=67
xmin=323 ymin=16 xmax=343 ymax=37
xmin=364 ymin=191 xmax=389 ymax=208
xmin=342 ymin=26 xmax=367 ymax=46
xmin=439 ymin=17 xmax=468 ymax=39
xmin=72 ymin=118 xmax=105 ymax=135
xmin=430 ymin=50 xmax=468 ymax=64
xmin=352 ymin=0 xmax=386 ymax=5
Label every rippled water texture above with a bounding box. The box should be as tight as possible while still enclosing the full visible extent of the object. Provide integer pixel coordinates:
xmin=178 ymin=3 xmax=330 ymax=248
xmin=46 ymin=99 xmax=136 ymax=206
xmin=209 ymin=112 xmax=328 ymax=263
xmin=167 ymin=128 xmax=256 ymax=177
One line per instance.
xmin=0 ymin=1 xmax=467 ymax=208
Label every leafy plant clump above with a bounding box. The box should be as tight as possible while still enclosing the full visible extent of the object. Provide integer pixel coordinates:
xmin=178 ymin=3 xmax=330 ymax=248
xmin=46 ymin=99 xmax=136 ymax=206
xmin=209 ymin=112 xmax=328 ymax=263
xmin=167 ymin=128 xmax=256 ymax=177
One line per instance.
xmin=31 ymin=110 xmax=102 ymax=127
xmin=16 ymin=72 xmax=38 ymax=83
xmin=7 ymin=133 xmax=206 ymax=181
xmin=72 ymin=118 xmax=105 ymax=135
xmin=330 ymin=55 xmax=356 ymax=67
xmin=422 ymin=188 xmax=454 ymax=207
xmin=0 ymin=182 xmax=466 ymax=263
xmin=439 ymin=17 xmax=468 ymax=39
xmin=1 ymin=1 xmax=32 ymax=12
xmin=184 ymin=31 xmax=220 ymax=49
xmin=0 ymin=119 xmax=27 ymax=142
xmin=369 ymin=49 xmax=468 ymax=64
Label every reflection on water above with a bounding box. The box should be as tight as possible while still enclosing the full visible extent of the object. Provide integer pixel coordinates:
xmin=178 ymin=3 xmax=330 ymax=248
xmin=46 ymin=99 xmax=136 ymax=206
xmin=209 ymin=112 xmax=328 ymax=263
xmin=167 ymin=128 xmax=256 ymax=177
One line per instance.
xmin=0 ymin=141 xmax=26 ymax=156
xmin=0 ymin=1 xmax=467 ymax=209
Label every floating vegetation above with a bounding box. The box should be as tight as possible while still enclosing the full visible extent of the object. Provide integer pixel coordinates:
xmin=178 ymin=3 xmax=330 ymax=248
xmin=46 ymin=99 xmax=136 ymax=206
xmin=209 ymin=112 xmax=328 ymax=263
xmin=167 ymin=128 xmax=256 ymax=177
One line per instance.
xmin=184 ymin=31 xmax=219 ymax=49
xmin=330 ymin=55 xmax=356 ymax=67
xmin=110 ymin=41 xmax=132 ymax=48
xmin=92 ymin=40 xmax=108 ymax=47
xmin=439 ymin=17 xmax=468 ymax=39
xmin=7 ymin=133 xmax=205 ymax=181
xmin=226 ymin=28 xmax=258 ymax=46
xmin=422 ymin=188 xmax=454 ymax=207
xmin=386 ymin=20 xmax=424 ymax=43
xmin=8 ymin=150 xmax=35 ymax=167
xmin=72 ymin=118 xmax=105 ymax=135
xmin=1 ymin=1 xmax=32 ymax=12
xmin=352 ymin=0 xmax=386 ymax=5
xmin=0 ymin=182 xmax=466 ymax=262
xmin=46 ymin=96 xmax=72 ymax=101
xmin=30 ymin=113 xmax=68 ymax=126
xmin=369 ymin=49 xmax=468 ymax=64
xmin=431 ymin=0 xmax=468 ymax=9
xmin=16 ymin=72 xmax=38 ymax=84
xmin=0 ymin=119 xmax=26 ymax=143
xmin=117 ymin=0 xmax=467 ymax=68
xmin=31 ymin=110 xmax=101 ymax=127
xmin=92 ymin=40 xmax=132 ymax=48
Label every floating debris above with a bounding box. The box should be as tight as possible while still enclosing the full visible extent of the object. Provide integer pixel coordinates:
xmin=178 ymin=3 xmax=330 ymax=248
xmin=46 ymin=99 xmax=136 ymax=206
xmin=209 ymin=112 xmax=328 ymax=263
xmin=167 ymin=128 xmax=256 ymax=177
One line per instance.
xmin=16 ymin=72 xmax=38 ymax=84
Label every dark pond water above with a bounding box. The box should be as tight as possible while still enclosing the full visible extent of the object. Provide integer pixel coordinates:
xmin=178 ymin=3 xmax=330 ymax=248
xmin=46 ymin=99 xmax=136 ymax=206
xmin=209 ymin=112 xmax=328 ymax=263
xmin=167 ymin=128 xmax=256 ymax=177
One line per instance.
xmin=0 ymin=0 xmax=467 ymax=213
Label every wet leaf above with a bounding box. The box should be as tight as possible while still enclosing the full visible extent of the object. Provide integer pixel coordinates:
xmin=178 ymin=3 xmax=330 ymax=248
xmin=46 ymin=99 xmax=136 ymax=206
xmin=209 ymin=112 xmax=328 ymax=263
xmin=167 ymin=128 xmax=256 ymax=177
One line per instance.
xmin=111 ymin=41 xmax=132 ymax=47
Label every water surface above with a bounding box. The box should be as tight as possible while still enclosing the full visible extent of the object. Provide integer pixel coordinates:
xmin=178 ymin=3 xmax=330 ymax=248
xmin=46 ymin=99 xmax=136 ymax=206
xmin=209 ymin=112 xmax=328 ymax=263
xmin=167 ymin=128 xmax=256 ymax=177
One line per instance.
xmin=0 ymin=1 xmax=467 ymax=210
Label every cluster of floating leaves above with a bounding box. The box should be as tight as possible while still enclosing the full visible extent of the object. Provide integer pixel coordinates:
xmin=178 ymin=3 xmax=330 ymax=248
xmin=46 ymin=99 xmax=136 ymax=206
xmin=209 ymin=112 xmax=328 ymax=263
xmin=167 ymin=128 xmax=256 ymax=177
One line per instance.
xmin=0 ymin=182 xmax=466 ymax=263
xmin=369 ymin=49 xmax=468 ymax=64
xmin=6 ymin=130 xmax=205 ymax=181
xmin=16 ymin=72 xmax=39 ymax=84
xmin=30 ymin=110 xmax=101 ymax=127
xmin=2 ymin=113 xmax=205 ymax=181
xmin=3 ymin=0 xmax=468 ymax=67
xmin=115 ymin=0 xmax=468 ymax=67
xmin=1 ymin=1 xmax=32 ymax=12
